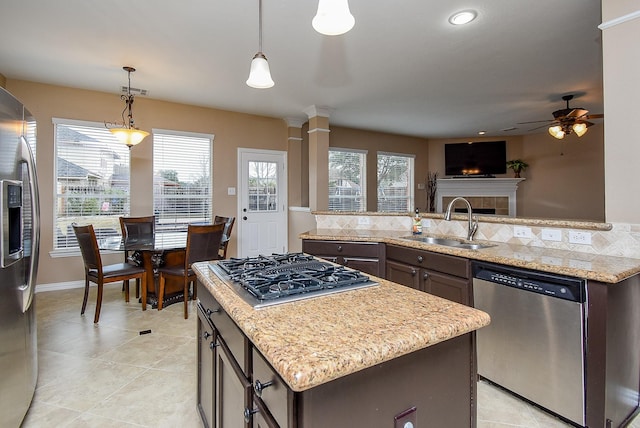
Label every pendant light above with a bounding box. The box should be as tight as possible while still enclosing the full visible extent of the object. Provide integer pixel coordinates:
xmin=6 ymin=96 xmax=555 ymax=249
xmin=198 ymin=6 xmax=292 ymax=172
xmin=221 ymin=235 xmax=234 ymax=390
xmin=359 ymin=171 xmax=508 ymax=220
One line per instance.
xmin=312 ymin=0 xmax=355 ymax=36
xmin=108 ymin=66 xmax=149 ymax=148
xmin=246 ymin=0 xmax=274 ymax=89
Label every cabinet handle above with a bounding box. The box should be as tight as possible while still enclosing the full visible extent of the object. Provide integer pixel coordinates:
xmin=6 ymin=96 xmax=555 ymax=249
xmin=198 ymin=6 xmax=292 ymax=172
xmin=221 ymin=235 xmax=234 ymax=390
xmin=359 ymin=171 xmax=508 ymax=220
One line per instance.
xmin=244 ymin=407 xmax=259 ymax=423
xmin=205 ymin=307 xmax=221 ymax=317
xmin=202 ymin=331 xmax=211 ymax=340
xmin=209 ymin=340 xmax=219 ymax=351
xmin=417 ymin=255 xmax=424 ymax=263
xmin=411 ymin=268 xmax=417 ymax=276
xmin=254 ymin=379 xmax=275 ymax=397
xmin=423 ymin=272 xmax=430 ymax=280
xmin=337 ymin=245 xmax=343 ymax=252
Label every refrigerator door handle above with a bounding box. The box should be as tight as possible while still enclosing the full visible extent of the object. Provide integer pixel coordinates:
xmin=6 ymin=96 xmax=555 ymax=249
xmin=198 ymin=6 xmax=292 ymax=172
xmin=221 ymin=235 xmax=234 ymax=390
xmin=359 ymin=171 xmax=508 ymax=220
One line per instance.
xmin=20 ymin=135 xmax=39 ymax=313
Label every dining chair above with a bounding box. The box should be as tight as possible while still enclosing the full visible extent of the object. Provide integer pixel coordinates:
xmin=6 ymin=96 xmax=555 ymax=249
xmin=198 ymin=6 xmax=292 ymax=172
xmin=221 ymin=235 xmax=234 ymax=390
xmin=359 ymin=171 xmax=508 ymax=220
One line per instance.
xmin=119 ymin=215 xmax=155 ymax=299
xmin=73 ymin=224 xmax=148 ymax=323
xmin=157 ymin=223 xmax=225 ymax=319
xmin=213 ymin=215 xmax=235 ymax=259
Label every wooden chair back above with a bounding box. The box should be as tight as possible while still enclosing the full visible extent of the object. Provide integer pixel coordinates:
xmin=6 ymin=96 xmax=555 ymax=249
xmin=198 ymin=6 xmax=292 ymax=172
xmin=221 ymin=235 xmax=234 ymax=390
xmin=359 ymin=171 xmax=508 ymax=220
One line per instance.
xmin=73 ymin=224 xmax=103 ymax=272
xmin=185 ymin=223 xmax=226 ymax=268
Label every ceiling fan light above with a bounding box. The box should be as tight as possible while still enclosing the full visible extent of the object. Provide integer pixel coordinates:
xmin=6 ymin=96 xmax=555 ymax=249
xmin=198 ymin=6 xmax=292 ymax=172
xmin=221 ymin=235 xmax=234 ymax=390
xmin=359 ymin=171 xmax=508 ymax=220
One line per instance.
xmin=549 ymin=125 xmax=565 ymax=139
xmin=246 ymin=52 xmax=274 ymax=89
xmin=573 ymin=122 xmax=588 ymax=137
xmin=312 ymin=0 xmax=355 ymax=36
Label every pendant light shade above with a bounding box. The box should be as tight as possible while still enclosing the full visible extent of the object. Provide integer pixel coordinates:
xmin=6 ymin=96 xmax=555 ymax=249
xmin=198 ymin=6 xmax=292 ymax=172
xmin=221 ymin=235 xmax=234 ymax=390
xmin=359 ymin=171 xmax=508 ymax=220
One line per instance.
xmin=247 ymin=0 xmax=274 ymax=89
xmin=312 ymin=0 xmax=355 ymax=36
xmin=572 ymin=121 xmax=588 ymax=137
xmin=247 ymin=52 xmax=274 ymax=88
xmin=107 ymin=66 xmax=149 ymax=148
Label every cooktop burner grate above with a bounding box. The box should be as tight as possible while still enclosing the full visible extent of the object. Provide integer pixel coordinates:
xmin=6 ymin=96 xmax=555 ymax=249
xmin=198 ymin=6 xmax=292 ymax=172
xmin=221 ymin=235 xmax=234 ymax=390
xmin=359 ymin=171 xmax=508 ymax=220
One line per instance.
xmin=209 ymin=252 xmax=378 ymax=308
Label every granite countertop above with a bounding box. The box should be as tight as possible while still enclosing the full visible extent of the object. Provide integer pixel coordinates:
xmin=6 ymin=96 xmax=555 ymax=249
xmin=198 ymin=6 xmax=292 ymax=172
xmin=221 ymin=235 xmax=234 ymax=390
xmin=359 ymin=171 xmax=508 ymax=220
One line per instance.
xmin=193 ymin=262 xmax=490 ymax=392
xmin=300 ymin=229 xmax=640 ymax=283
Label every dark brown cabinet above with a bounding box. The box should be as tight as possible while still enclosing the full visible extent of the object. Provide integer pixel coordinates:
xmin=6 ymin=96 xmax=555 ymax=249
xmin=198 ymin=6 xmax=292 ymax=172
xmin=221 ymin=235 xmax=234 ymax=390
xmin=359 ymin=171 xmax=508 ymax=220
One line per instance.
xmin=386 ymin=244 xmax=471 ymax=306
xmin=197 ymin=279 xmax=478 ymax=427
xmin=197 ymin=283 xmax=253 ymax=428
xmin=302 ymin=240 xmax=385 ymax=277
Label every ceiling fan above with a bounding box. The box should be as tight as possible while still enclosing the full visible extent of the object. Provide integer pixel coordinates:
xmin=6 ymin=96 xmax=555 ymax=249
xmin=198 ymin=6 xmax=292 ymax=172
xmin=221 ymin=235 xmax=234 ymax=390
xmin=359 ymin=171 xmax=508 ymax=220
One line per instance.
xmin=519 ymin=94 xmax=604 ymax=139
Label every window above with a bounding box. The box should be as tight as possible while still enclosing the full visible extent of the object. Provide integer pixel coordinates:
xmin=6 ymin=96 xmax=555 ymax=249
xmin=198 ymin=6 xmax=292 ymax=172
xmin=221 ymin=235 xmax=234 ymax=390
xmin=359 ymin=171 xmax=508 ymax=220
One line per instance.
xmin=377 ymin=152 xmax=415 ymax=212
xmin=53 ymin=118 xmax=131 ymax=249
xmin=248 ymin=161 xmax=278 ymax=212
xmin=328 ymin=149 xmax=366 ymax=212
xmin=153 ymin=130 xmax=213 ymax=231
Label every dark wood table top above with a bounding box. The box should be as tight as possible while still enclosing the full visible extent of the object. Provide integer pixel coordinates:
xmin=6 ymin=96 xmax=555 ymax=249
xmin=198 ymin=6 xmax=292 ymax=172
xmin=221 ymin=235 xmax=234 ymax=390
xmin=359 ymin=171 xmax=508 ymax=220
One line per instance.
xmin=99 ymin=232 xmax=187 ymax=252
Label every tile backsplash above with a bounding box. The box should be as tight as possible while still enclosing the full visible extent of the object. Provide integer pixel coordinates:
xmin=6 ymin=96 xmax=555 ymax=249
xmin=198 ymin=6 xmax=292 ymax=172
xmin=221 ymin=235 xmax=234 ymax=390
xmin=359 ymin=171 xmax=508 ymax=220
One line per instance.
xmin=315 ymin=213 xmax=640 ymax=260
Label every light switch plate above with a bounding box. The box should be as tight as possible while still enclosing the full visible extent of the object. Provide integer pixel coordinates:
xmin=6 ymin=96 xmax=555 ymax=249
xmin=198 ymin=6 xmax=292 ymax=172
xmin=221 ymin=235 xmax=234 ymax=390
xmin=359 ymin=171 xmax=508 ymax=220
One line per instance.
xmin=541 ymin=228 xmax=562 ymax=241
xmin=227 ymin=187 xmax=236 ymax=196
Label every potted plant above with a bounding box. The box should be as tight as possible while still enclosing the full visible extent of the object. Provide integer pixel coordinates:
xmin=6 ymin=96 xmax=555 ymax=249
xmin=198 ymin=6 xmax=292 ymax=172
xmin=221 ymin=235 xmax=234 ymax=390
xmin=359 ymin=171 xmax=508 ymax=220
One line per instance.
xmin=506 ymin=159 xmax=529 ymax=178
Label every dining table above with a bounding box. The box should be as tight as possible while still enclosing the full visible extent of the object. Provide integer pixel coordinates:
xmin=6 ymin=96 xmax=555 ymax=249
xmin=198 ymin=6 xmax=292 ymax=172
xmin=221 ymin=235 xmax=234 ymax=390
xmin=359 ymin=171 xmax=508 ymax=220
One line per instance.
xmin=99 ymin=231 xmax=189 ymax=308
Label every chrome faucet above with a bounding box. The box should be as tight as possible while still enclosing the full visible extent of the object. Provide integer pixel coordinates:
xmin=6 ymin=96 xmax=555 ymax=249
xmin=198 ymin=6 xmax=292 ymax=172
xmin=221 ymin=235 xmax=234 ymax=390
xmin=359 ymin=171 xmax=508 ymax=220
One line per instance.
xmin=444 ymin=197 xmax=478 ymax=241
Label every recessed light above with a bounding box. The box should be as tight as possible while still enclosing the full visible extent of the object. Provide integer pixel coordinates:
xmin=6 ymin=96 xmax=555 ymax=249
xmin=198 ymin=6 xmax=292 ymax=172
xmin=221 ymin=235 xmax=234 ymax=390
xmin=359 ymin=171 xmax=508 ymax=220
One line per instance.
xmin=449 ymin=10 xmax=477 ymax=25
xmin=478 ymin=131 xmax=486 ymax=135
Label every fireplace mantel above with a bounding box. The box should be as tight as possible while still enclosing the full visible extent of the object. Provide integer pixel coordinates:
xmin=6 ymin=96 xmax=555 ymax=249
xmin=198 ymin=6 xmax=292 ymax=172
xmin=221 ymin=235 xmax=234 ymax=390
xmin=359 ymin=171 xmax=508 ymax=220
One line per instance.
xmin=436 ymin=178 xmax=525 ymax=217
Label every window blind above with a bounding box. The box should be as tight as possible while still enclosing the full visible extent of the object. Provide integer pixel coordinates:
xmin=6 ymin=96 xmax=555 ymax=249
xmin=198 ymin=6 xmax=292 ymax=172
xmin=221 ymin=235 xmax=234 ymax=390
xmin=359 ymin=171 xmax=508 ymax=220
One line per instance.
xmin=377 ymin=153 xmax=415 ymax=212
xmin=328 ymin=149 xmax=366 ymax=212
xmin=53 ymin=119 xmax=131 ymax=249
xmin=153 ymin=131 xmax=213 ymax=231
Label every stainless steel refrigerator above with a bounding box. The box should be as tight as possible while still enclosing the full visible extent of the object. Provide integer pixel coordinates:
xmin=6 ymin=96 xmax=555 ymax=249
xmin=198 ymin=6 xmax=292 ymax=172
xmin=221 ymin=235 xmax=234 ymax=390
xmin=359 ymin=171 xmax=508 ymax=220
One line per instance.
xmin=0 ymin=87 xmax=40 ymax=427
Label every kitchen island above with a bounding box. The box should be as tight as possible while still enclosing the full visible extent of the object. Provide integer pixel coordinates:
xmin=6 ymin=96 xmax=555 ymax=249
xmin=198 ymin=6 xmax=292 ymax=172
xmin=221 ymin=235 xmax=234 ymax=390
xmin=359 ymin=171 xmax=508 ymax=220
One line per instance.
xmin=193 ymin=261 xmax=490 ymax=427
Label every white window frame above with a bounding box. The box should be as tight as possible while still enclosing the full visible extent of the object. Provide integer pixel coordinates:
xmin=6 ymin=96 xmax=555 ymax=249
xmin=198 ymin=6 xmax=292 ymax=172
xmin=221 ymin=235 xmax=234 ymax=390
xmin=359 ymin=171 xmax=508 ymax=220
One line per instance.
xmin=51 ymin=118 xmax=132 ymax=256
xmin=152 ymin=129 xmax=214 ymax=231
xmin=328 ymin=148 xmax=367 ymax=212
xmin=377 ymin=151 xmax=415 ymax=212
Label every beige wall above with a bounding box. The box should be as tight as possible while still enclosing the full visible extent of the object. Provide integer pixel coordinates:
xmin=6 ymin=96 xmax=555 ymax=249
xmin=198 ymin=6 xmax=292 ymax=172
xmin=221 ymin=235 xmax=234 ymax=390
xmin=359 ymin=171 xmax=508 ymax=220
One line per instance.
xmin=327 ymin=126 xmax=431 ymax=212
xmin=424 ymin=129 xmax=605 ymax=221
xmin=601 ymin=4 xmax=640 ymax=223
xmin=6 ymin=79 xmax=288 ymax=286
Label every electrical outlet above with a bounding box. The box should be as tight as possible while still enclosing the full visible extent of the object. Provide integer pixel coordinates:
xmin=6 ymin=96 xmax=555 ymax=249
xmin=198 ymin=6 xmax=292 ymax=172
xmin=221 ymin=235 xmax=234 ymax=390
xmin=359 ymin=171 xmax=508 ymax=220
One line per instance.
xmin=541 ymin=228 xmax=562 ymax=241
xmin=417 ymin=183 xmax=425 ymax=190
xmin=513 ymin=226 xmax=532 ymax=238
xmin=357 ymin=216 xmax=370 ymax=225
xmin=421 ymin=219 xmax=431 ymax=229
xmin=569 ymin=230 xmax=592 ymax=245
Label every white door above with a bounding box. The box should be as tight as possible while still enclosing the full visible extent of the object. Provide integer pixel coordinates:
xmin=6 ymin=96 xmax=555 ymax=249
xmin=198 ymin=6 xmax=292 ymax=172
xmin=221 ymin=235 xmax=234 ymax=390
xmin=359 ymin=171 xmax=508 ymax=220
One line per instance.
xmin=237 ymin=148 xmax=287 ymax=257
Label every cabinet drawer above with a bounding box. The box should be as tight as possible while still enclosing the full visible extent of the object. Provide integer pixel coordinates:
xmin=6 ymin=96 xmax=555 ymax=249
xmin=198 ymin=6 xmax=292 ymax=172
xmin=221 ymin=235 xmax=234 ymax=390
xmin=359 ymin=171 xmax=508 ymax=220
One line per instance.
xmin=252 ymin=348 xmax=289 ymax=428
xmin=386 ymin=245 xmax=469 ymax=278
xmin=303 ymin=240 xmax=380 ymax=258
xmin=197 ymin=281 xmax=247 ymax=374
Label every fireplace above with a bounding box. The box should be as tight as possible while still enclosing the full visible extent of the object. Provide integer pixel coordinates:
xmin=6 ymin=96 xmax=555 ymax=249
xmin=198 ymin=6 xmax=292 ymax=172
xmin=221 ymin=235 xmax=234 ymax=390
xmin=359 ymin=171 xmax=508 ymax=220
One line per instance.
xmin=436 ymin=178 xmax=525 ymax=217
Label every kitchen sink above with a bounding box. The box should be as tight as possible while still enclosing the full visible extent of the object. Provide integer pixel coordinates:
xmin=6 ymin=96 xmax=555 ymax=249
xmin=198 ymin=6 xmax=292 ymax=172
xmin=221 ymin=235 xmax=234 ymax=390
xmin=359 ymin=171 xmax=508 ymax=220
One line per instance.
xmin=400 ymin=235 xmax=495 ymax=250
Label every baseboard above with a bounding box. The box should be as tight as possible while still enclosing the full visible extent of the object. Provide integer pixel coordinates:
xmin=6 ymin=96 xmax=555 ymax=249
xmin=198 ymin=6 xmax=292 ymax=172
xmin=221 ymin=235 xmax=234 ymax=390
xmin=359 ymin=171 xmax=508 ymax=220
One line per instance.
xmin=36 ymin=280 xmax=85 ymax=293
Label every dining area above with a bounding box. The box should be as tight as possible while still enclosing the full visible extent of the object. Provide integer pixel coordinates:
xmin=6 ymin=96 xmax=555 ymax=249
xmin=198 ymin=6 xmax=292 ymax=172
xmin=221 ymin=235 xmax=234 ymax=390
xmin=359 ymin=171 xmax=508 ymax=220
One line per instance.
xmin=73 ymin=215 xmax=235 ymax=323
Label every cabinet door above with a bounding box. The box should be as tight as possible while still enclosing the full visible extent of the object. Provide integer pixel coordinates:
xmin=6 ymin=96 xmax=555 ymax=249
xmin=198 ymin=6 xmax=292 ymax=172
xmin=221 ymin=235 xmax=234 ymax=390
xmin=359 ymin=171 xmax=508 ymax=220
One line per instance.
xmin=216 ymin=338 xmax=251 ymax=428
xmin=423 ymin=270 xmax=470 ymax=306
xmin=386 ymin=260 xmax=421 ymax=290
xmin=197 ymin=307 xmax=216 ymax=428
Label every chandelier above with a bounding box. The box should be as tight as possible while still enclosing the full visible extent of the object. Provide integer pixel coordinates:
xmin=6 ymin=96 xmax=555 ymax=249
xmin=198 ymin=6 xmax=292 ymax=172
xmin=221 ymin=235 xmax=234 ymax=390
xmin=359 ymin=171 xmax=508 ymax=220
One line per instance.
xmin=107 ymin=66 xmax=149 ymax=148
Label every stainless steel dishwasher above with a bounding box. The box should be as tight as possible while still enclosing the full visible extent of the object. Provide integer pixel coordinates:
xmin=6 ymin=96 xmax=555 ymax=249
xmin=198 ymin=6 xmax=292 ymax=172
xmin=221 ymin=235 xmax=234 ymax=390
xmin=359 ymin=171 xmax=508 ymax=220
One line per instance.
xmin=472 ymin=261 xmax=587 ymax=427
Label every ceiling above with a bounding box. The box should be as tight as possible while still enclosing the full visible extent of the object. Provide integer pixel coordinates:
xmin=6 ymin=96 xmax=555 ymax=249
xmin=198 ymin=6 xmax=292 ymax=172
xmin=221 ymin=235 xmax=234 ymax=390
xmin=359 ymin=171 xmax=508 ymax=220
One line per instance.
xmin=0 ymin=0 xmax=604 ymax=139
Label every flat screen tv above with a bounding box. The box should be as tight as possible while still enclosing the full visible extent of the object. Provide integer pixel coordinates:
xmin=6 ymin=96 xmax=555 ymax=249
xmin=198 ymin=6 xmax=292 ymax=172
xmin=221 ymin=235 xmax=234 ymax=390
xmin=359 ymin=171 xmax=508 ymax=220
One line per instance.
xmin=444 ymin=141 xmax=507 ymax=177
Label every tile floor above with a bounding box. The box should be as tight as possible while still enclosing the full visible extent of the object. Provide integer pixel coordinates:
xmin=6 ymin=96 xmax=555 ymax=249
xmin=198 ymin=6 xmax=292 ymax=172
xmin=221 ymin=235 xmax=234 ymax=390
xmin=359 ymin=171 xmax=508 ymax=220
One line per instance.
xmin=22 ymin=285 xmax=640 ymax=427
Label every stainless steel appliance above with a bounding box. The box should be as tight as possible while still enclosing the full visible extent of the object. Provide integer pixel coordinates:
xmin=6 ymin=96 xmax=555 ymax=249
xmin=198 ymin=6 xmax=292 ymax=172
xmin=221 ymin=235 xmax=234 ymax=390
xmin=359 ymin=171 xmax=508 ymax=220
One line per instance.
xmin=209 ymin=253 xmax=377 ymax=308
xmin=0 ymin=87 xmax=40 ymax=426
xmin=472 ymin=261 xmax=586 ymax=427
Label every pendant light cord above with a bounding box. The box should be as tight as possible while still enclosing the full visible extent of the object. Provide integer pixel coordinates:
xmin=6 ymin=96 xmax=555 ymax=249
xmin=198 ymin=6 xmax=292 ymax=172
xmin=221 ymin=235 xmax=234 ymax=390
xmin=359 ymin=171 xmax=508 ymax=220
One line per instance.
xmin=258 ymin=0 xmax=263 ymax=53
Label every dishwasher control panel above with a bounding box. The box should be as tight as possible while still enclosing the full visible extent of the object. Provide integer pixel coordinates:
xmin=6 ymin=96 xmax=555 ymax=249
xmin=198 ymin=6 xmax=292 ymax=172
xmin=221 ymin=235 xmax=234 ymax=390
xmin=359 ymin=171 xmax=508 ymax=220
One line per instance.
xmin=473 ymin=262 xmax=585 ymax=302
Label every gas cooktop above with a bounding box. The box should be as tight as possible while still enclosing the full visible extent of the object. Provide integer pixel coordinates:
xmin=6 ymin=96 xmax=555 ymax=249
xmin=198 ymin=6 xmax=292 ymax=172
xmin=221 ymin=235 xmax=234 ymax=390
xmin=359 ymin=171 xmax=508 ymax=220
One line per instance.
xmin=208 ymin=253 xmax=377 ymax=309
